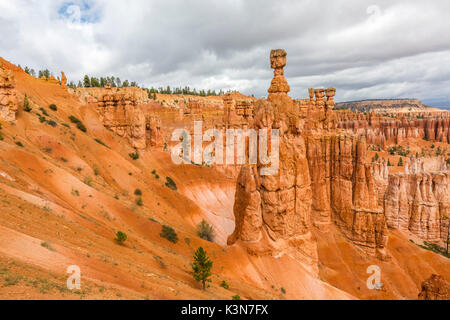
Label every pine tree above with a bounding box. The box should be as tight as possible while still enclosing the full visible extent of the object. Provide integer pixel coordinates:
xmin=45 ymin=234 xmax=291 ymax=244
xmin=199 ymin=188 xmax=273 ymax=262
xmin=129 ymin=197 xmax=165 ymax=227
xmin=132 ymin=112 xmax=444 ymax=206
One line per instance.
xmin=83 ymin=75 xmax=91 ymax=88
xmin=398 ymin=157 xmax=404 ymax=167
xmin=192 ymin=247 xmax=213 ymax=290
xmin=387 ymin=159 xmax=392 ymax=167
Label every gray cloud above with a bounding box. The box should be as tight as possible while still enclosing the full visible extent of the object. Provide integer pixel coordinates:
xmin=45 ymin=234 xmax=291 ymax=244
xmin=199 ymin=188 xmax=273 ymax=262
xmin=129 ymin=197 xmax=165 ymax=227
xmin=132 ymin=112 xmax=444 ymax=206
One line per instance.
xmin=0 ymin=0 xmax=449 ymax=106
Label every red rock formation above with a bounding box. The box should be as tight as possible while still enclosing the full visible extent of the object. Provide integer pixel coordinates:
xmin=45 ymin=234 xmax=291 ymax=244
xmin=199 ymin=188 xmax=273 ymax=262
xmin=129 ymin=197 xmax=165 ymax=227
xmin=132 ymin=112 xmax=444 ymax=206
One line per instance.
xmin=384 ymin=170 xmax=449 ymax=243
xmin=337 ymin=111 xmax=450 ymax=145
xmin=92 ymin=87 xmax=162 ymax=149
xmin=228 ymin=98 xmax=319 ymax=273
xmin=61 ymin=72 xmax=67 ymax=88
xmin=418 ymin=274 xmax=450 ymax=300
xmin=223 ymin=93 xmax=255 ymax=128
xmin=0 ymin=62 xmax=18 ymax=121
xmin=146 ymin=114 xmax=163 ymax=147
xmin=229 ymin=50 xmax=389 ymax=265
xmin=329 ymin=135 xmax=388 ymax=259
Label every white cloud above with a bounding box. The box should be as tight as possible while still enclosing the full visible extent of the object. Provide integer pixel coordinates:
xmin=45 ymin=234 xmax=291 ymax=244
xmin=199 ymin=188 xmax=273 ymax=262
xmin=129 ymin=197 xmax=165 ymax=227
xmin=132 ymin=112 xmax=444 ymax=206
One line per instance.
xmin=0 ymin=0 xmax=449 ymax=106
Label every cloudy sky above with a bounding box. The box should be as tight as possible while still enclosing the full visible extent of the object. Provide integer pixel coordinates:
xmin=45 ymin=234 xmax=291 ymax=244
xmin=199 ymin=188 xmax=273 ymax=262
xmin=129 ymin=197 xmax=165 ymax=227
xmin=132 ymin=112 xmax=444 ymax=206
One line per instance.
xmin=1 ymin=0 xmax=450 ymax=106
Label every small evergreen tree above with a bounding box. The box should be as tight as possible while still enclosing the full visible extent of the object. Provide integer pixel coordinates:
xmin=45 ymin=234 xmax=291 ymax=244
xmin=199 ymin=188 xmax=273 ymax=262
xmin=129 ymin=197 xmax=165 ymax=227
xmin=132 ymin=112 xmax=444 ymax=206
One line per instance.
xmin=83 ymin=75 xmax=91 ymax=88
xmin=23 ymin=94 xmax=32 ymax=112
xmin=398 ymin=157 xmax=404 ymax=167
xmin=192 ymin=247 xmax=213 ymax=290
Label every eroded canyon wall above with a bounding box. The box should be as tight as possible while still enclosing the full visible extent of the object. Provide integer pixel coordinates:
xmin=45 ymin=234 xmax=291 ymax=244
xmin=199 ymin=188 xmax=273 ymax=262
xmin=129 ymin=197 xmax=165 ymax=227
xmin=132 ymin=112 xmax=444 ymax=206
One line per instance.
xmin=228 ymin=50 xmax=389 ymax=267
xmin=337 ymin=112 xmax=450 ymax=146
xmin=89 ymin=86 xmax=163 ymax=149
xmin=384 ymin=170 xmax=449 ymax=243
xmin=0 ymin=62 xmax=18 ymax=122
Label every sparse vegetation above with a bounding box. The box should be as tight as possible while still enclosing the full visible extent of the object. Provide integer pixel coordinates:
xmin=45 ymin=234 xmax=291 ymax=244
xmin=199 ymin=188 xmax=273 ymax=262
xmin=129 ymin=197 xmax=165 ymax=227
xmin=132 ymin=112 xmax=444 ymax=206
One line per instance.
xmin=160 ymin=225 xmax=178 ymax=243
xmin=192 ymin=247 xmax=213 ymax=290
xmin=94 ymin=138 xmax=109 ymax=148
xmin=232 ymin=295 xmax=241 ymax=300
xmin=83 ymin=176 xmax=93 ymax=187
xmin=197 ymin=220 xmax=214 ymax=242
xmin=15 ymin=141 xmax=24 ymax=147
xmin=23 ymin=94 xmax=32 ymax=112
xmin=135 ymin=197 xmax=143 ymax=206
xmin=49 ymin=104 xmax=57 ymax=111
xmin=220 ymin=280 xmax=229 ymax=290
xmin=129 ymin=151 xmax=139 ymax=160
xmin=47 ymin=120 xmax=57 ymax=127
xmin=153 ymin=256 xmax=166 ymax=268
xmin=165 ymin=177 xmax=177 ymax=191
xmin=69 ymin=116 xmax=87 ymax=133
xmin=134 ymin=189 xmax=142 ymax=196
xmin=39 ymin=107 xmax=49 ymax=116
xmin=417 ymin=241 xmax=449 ymax=259
xmin=388 ymin=145 xmax=410 ymax=157
xmin=41 ymin=242 xmax=55 ymax=252
xmin=114 ymin=231 xmax=127 ymax=244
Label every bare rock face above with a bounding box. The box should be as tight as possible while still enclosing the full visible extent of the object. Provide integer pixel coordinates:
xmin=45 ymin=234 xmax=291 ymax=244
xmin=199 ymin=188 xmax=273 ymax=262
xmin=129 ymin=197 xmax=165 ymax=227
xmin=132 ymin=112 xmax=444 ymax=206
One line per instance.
xmin=418 ymin=274 xmax=450 ymax=300
xmin=0 ymin=63 xmax=18 ymax=121
xmin=337 ymin=112 xmax=450 ymax=145
xmin=92 ymin=87 xmax=162 ymax=149
xmin=229 ymin=50 xmax=389 ymax=268
xmin=146 ymin=114 xmax=163 ymax=147
xmin=330 ymin=135 xmax=389 ymax=259
xmin=384 ymin=170 xmax=449 ymax=243
xmin=228 ymin=98 xmax=319 ymax=274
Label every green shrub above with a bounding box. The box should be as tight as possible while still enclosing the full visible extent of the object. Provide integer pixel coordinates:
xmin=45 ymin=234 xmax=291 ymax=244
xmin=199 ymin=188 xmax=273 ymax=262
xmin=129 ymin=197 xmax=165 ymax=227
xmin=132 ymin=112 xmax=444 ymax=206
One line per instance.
xmin=47 ymin=120 xmax=57 ymax=127
xmin=197 ymin=220 xmax=214 ymax=242
xmin=41 ymin=242 xmax=55 ymax=252
xmin=49 ymin=104 xmax=57 ymax=111
xmin=129 ymin=152 xmax=139 ymax=160
xmin=76 ymin=122 xmax=87 ymax=132
xmin=160 ymin=225 xmax=178 ymax=243
xmin=0 ymin=132 xmax=3 ymax=141
xmin=114 ymin=231 xmax=127 ymax=244
xmin=39 ymin=107 xmax=49 ymax=116
xmin=69 ymin=116 xmax=87 ymax=132
xmin=15 ymin=141 xmax=24 ymax=147
xmin=23 ymin=94 xmax=32 ymax=112
xmin=134 ymin=189 xmax=142 ymax=196
xmin=220 ymin=280 xmax=229 ymax=290
xmin=165 ymin=177 xmax=177 ymax=191
xmin=94 ymin=138 xmax=109 ymax=148
xmin=136 ymin=197 xmax=143 ymax=206
xmin=232 ymin=295 xmax=241 ymax=300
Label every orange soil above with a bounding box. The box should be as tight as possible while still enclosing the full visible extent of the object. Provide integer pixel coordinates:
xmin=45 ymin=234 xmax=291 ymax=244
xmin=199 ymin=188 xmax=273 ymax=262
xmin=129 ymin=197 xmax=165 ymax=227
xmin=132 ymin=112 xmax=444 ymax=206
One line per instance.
xmin=0 ymin=57 xmax=448 ymax=300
